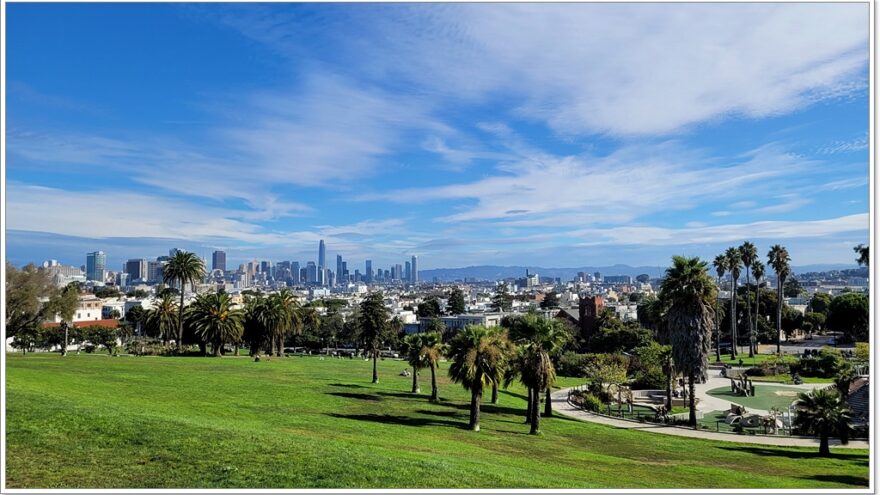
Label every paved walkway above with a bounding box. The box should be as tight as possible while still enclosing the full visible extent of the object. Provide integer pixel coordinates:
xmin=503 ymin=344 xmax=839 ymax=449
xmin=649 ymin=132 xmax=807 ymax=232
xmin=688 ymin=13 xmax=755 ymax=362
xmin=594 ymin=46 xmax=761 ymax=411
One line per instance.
xmin=694 ymin=366 xmax=821 ymax=416
xmin=551 ymin=388 xmax=869 ymax=449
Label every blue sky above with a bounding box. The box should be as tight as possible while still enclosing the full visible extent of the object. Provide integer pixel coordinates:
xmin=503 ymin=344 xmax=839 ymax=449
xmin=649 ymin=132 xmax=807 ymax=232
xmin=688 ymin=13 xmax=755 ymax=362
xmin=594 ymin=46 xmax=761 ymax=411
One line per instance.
xmin=5 ymin=3 xmax=870 ymax=271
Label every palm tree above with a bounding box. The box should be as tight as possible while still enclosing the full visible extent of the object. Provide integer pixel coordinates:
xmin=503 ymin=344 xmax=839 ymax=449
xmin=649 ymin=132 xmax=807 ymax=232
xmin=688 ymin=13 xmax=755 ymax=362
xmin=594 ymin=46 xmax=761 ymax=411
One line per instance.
xmin=660 ymin=256 xmax=716 ymax=427
xmin=188 ymin=292 xmax=244 ymax=357
xmin=145 ymin=293 xmax=178 ymax=346
xmin=767 ymin=245 xmax=791 ymax=354
xmin=272 ymin=289 xmax=302 ymax=356
xmin=739 ymin=242 xmax=758 ymax=357
xmin=243 ymin=294 xmax=270 ymax=358
xmin=751 ymin=261 xmax=765 ymax=355
xmin=509 ymin=314 xmax=570 ymax=422
xmin=793 ymin=388 xmax=853 ymax=456
xmin=448 ymin=325 xmax=511 ymax=431
xmin=162 ymin=251 xmax=205 ymax=352
xmin=712 ymin=254 xmax=727 ymax=363
xmin=724 ymin=247 xmax=742 ymax=359
xmin=421 ymin=332 xmax=445 ymax=401
xmin=403 ymin=333 xmax=427 ymax=393
xmin=854 ymin=244 xmax=869 ymax=267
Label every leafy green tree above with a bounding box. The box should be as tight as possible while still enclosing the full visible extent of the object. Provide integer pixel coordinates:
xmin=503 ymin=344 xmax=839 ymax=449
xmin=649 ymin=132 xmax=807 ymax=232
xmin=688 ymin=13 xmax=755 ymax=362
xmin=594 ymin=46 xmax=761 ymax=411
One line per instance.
xmin=94 ymin=286 xmax=121 ymax=299
xmin=447 ymin=288 xmax=467 ymax=315
xmin=491 ymin=283 xmax=513 ymax=312
xmin=793 ymin=388 xmax=853 ymax=456
xmin=584 ymin=353 xmax=629 ymax=414
xmin=853 ymin=244 xmax=869 ymax=267
xmin=827 ymin=293 xmax=869 ymax=343
xmin=784 ymin=278 xmax=806 ymax=298
xmin=661 ymin=256 xmax=716 ymax=427
xmin=590 ymin=319 xmax=653 ymax=354
xmin=448 ymin=325 xmax=512 ymax=431
xmin=126 ymin=289 xmax=149 ymax=298
xmin=781 ymin=305 xmax=804 ymax=338
xmin=540 ymin=291 xmax=560 ymax=309
xmin=636 ymin=294 xmax=667 ymax=343
xmin=768 ymin=244 xmax=791 ymax=354
xmin=360 ymin=292 xmax=390 ymax=383
xmin=809 ymin=293 xmax=833 ymax=317
xmin=162 ymin=251 xmax=206 ymax=352
xmin=417 ymin=297 xmax=442 ymax=318
xmin=188 ymin=292 xmax=244 ymax=357
xmin=6 ymin=263 xmax=57 ymax=351
xmin=630 ymin=342 xmax=672 ymax=391
xmin=44 ymin=284 xmax=80 ymax=356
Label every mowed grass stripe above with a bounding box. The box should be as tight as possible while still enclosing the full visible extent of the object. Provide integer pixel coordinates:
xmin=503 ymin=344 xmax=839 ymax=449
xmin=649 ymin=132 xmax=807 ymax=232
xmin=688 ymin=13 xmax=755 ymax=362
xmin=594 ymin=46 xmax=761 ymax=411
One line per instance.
xmin=6 ymin=354 xmax=868 ymax=488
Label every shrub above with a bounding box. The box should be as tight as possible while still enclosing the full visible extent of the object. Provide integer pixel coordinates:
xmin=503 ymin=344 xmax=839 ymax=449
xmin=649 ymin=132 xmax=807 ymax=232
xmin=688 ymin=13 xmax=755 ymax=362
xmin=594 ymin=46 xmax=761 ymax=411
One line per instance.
xmin=578 ymin=391 xmax=604 ymax=412
xmin=797 ymin=347 xmax=850 ymax=378
xmin=557 ymin=352 xmax=591 ymax=377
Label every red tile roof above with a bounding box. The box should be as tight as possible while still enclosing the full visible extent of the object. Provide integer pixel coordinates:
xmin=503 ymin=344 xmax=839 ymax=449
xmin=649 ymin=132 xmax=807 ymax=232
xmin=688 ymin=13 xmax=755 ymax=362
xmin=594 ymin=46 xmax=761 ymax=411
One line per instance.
xmin=42 ymin=319 xmax=119 ymax=329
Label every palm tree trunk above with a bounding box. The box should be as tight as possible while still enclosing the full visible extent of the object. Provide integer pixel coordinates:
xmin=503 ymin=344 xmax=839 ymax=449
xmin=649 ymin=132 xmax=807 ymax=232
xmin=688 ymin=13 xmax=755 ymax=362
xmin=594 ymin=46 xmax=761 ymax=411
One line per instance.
xmin=372 ymin=350 xmax=379 ymax=383
xmin=430 ymin=362 xmax=439 ymax=401
xmin=754 ymin=287 xmax=761 ymax=355
xmin=525 ymin=387 xmax=533 ymax=423
xmin=819 ymin=430 xmax=830 ymax=456
xmin=688 ymin=372 xmax=697 ymax=428
xmin=730 ymin=281 xmax=737 ymax=359
xmin=177 ymin=286 xmax=185 ymax=352
xmin=234 ymin=343 xmax=239 ymax=356
xmin=745 ymin=271 xmax=754 ymax=357
xmin=411 ymin=366 xmax=420 ymax=393
xmin=666 ymin=370 xmax=673 ymax=410
xmin=213 ymin=341 xmax=222 ymax=357
xmin=61 ymin=323 xmax=68 ymax=357
xmin=715 ymin=278 xmax=721 ymax=363
xmin=776 ymin=278 xmax=783 ymax=354
xmin=544 ymin=387 xmax=552 ymax=416
xmin=469 ymin=386 xmax=482 ymax=431
xmin=530 ymin=387 xmax=541 ymax=434
xmin=491 ymin=383 xmax=498 ymax=404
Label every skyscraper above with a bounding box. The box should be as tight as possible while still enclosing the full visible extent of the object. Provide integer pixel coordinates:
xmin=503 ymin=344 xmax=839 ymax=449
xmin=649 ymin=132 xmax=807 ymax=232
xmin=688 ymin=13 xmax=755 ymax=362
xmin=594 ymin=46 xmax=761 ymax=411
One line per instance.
xmin=336 ymin=255 xmax=343 ymax=287
xmin=318 ymin=240 xmax=326 ymax=271
xmin=306 ymin=262 xmax=318 ymax=284
xmin=411 ymin=255 xmax=418 ymax=284
xmin=125 ymin=259 xmax=148 ymax=282
xmin=365 ymin=260 xmax=373 ymax=283
xmin=291 ymin=261 xmax=301 ymax=285
xmin=86 ymin=251 xmax=106 ymax=281
xmin=405 ymin=261 xmax=411 ymax=283
xmin=212 ymin=250 xmax=226 ymax=272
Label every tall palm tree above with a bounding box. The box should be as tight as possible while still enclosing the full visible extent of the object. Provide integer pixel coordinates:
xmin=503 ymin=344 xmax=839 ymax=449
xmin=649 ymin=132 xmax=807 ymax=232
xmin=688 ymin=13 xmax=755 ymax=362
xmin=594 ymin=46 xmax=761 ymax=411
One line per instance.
xmin=509 ymin=314 xmax=570 ymax=420
xmin=162 ymin=251 xmax=205 ymax=352
xmin=243 ymin=294 xmax=270 ymax=357
xmin=403 ymin=333 xmax=427 ymax=393
xmin=421 ymin=332 xmax=445 ymax=401
xmin=739 ymin=242 xmax=758 ymax=357
xmin=660 ymin=256 xmax=716 ymax=427
xmin=188 ymin=292 xmax=244 ymax=357
xmin=768 ymin=245 xmax=791 ymax=355
xmin=793 ymin=388 xmax=853 ymax=456
xmin=751 ymin=261 xmax=765 ymax=355
xmin=448 ymin=325 xmax=511 ymax=432
xmin=712 ymin=254 xmax=727 ymax=363
xmin=272 ymin=288 xmax=302 ymax=356
xmin=724 ymin=247 xmax=742 ymax=359
xmin=146 ymin=293 xmax=178 ymax=346
xmin=854 ymin=244 xmax=869 ymax=267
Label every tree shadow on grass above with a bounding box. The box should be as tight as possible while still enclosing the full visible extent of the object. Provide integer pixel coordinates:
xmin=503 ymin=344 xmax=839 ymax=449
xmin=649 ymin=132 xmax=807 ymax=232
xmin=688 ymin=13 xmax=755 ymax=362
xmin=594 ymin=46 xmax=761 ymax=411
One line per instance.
xmin=326 ymin=391 xmax=382 ymax=401
xmin=499 ymin=389 xmax=528 ymax=401
xmin=328 ymin=383 xmax=366 ymax=389
xmin=327 ymin=412 xmax=465 ymax=429
xmin=417 ymin=409 xmax=460 ymax=418
xmin=718 ymin=445 xmax=867 ymax=461
xmin=800 ymin=474 xmax=868 ymax=487
xmin=376 ymin=391 xmax=426 ymax=400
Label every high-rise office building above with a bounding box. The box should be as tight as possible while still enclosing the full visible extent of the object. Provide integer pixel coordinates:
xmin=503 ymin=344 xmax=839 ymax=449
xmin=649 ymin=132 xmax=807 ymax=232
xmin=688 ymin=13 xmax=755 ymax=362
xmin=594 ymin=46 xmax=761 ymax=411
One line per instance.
xmin=291 ymin=261 xmax=301 ymax=284
xmin=147 ymin=260 xmax=164 ymax=284
xmin=405 ymin=261 xmax=411 ymax=283
xmin=306 ymin=262 xmax=318 ymax=284
xmin=212 ymin=250 xmax=226 ymax=272
xmin=260 ymin=261 xmax=272 ymax=276
xmin=125 ymin=259 xmax=148 ymax=281
xmin=365 ymin=260 xmax=373 ymax=283
xmin=411 ymin=255 xmax=418 ymax=284
xmin=341 ymin=261 xmax=348 ymax=283
xmin=116 ymin=272 xmax=129 ymax=287
xmin=336 ymin=255 xmax=343 ymax=287
xmin=86 ymin=251 xmax=106 ymax=282
xmin=318 ymin=240 xmax=326 ymax=270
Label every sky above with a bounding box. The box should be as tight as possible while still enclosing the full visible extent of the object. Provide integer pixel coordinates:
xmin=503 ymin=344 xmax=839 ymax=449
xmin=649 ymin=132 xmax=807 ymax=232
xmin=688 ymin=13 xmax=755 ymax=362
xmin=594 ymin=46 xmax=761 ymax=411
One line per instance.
xmin=5 ymin=3 xmax=871 ymax=271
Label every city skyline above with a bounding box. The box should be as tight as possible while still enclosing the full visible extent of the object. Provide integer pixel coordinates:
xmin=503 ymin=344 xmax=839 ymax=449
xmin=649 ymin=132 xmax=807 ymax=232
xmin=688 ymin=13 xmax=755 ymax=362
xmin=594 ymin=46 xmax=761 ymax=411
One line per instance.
xmin=6 ymin=3 xmax=870 ymax=269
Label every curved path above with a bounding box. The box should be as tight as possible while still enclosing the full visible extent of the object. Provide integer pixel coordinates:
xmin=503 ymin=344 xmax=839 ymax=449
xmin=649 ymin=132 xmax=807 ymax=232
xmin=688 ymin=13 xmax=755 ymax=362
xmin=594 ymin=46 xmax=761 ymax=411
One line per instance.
xmin=551 ymin=387 xmax=869 ymax=449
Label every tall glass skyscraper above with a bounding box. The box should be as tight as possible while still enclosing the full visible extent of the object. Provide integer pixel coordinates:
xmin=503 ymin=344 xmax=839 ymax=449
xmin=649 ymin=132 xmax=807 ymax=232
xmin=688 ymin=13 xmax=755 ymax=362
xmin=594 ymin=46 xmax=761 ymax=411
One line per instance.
xmin=86 ymin=251 xmax=106 ymax=281
xmin=365 ymin=259 xmax=373 ymax=283
xmin=318 ymin=240 xmax=326 ymax=270
xmin=411 ymin=255 xmax=418 ymax=284
xmin=336 ymin=255 xmax=343 ymax=287
xmin=212 ymin=250 xmax=226 ymax=272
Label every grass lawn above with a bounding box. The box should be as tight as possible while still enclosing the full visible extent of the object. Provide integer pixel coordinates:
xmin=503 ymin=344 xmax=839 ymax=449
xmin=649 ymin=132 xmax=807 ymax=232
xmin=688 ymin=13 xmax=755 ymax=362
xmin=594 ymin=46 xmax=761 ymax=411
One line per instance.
xmin=6 ymin=353 xmax=868 ymax=489
xmin=748 ymin=374 xmax=833 ymax=385
xmin=715 ymin=354 xmax=798 ymax=367
xmin=706 ymin=384 xmax=805 ymax=411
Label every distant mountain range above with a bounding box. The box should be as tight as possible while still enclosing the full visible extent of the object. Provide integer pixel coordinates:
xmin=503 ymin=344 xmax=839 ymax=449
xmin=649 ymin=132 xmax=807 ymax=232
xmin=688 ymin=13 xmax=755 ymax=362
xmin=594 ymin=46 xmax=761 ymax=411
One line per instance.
xmin=419 ymin=264 xmax=861 ymax=281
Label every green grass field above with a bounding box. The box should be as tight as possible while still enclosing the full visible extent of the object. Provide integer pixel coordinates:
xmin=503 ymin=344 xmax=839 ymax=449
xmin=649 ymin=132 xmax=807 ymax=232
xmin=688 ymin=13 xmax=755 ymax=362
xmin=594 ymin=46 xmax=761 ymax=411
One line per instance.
xmin=6 ymin=354 xmax=869 ymax=489
xmin=706 ymin=384 xmax=806 ymax=411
